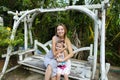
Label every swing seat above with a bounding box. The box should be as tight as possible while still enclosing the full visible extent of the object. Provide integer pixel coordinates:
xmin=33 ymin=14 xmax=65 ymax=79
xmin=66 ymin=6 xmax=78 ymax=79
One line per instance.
xmin=18 ymin=40 xmax=93 ymax=80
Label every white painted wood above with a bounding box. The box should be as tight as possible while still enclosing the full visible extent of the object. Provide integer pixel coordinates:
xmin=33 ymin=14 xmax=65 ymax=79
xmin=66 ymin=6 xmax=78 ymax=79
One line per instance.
xmin=24 ymin=16 xmax=29 ymax=59
xmin=27 ymin=15 xmax=33 ymax=45
xmin=90 ymin=44 xmax=93 ymax=56
xmin=0 ymin=16 xmax=3 ymax=26
xmin=18 ymin=56 xmax=92 ymax=80
xmin=0 ymin=14 xmax=19 ymax=79
xmin=2 ymin=50 xmax=28 ymax=58
xmin=18 ymin=49 xmax=35 ymax=56
xmin=34 ymin=40 xmax=38 ymax=55
xmin=0 ymin=46 xmax=12 ymax=80
xmin=105 ymin=63 xmax=110 ymax=80
xmin=34 ymin=39 xmax=92 ymax=56
xmin=7 ymin=6 xmax=98 ymax=29
xmin=92 ymin=10 xmax=99 ymax=79
xmin=19 ymin=54 xmax=23 ymax=61
xmin=24 ymin=17 xmax=28 ymax=50
xmin=72 ymin=44 xmax=78 ymax=51
xmin=35 ymin=40 xmax=49 ymax=53
xmin=5 ymin=65 xmax=20 ymax=74
xmin=39 ymin=6 xmax=98 ymax=22
xmin=0 ymin=65 xmax=20 ymax=79
xmin=44 ymin=40 xmax=52 ymax=47
xmin=100 ymin=1 xmax=106 ymax=80
xmin=27 ymin=13 xmax=39 ymax=45
xmin=18 ymin=49 xmax=35 ymax=61
xmin=73 ymin=47 xmax=91 ymax=54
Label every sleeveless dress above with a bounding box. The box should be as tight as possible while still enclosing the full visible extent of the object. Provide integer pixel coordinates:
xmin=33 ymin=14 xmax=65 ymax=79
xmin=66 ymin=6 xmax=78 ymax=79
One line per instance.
xmin=57 ymin=52 xmax=66 ymax=68
xmin=57 ymin=52 xmax=71 ymax=75
xmin=44 ymin=36 xmax=59 ymax=77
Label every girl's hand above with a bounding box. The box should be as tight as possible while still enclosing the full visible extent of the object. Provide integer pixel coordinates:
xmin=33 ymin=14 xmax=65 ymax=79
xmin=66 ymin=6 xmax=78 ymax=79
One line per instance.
xmin=57 ymin=58 xmax=64 ymax=62
xmin=64 ymin=43 xmax=67 ymax=50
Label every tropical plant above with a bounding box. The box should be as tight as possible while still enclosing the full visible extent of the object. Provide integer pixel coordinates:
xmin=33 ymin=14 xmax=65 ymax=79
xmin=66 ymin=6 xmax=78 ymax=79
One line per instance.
xmin=0 ymin=26 xmax=24 ymax=56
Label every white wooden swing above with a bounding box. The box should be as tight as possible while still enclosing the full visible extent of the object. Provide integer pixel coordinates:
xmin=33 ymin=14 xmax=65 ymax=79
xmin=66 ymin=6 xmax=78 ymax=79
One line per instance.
xmin=0 ymin=0 xmax=110 ymax=80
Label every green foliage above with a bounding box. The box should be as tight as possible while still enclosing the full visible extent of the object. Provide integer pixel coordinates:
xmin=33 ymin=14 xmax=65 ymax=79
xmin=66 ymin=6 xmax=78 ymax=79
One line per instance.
xmin=0 ymin=26 xmax=11 ymax=46
xmin=106 ymin=51 xmax=120 ymax=66
xmin=0 ymin=26 xmax=23 ymax=47
xmin=106 ymin=0 xmax=120 ymax=58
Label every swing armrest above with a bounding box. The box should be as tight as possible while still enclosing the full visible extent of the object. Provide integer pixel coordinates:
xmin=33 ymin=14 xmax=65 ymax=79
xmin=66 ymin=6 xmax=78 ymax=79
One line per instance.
xmin=18 ymin=49 xmax=35 ymax=56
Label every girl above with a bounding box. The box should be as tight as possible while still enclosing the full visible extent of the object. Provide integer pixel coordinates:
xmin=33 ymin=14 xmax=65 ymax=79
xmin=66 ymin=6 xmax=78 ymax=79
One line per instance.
xmin=56 ymin=40 xmax=71 ymax=80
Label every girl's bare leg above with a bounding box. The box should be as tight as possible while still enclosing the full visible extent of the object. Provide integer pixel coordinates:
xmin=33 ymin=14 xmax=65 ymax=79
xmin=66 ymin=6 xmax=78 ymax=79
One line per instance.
xmin=57 ymin=73 xmax=61 ymax=80
xmin=45 ymin=65 xmax=52 ymax=80
xmin=51 ymin=76 xmax=57 ymax=80
xmin=64 ymin=74 xmax=69 ymax=80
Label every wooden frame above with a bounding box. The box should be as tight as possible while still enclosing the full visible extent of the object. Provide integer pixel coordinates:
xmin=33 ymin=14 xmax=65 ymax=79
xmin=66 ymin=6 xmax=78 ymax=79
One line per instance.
xmin=0 ymin=0 xmax=110 ymax=80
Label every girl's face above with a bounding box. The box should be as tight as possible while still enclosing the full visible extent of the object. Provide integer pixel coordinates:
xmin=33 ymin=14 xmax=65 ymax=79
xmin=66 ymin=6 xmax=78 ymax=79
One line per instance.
xmin=57 ymin=25 xmax=65 ymax=38
xmin=56 ymin=43 xmax=63 ymax=50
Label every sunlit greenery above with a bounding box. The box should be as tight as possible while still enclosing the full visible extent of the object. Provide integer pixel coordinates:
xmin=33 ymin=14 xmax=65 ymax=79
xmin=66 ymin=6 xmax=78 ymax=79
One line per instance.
xmin=0 ymin=26 xmax=23 ymax=47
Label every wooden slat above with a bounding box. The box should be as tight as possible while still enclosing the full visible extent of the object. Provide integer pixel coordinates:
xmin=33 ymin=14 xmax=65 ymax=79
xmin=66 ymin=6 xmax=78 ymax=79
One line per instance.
xmin=2 ymin=49 xmax=35 ymax=58
xmin=18 ymin=57 xmax=45 ymax=71
xmin=18 ymin=56 xmax=92 ymax=80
